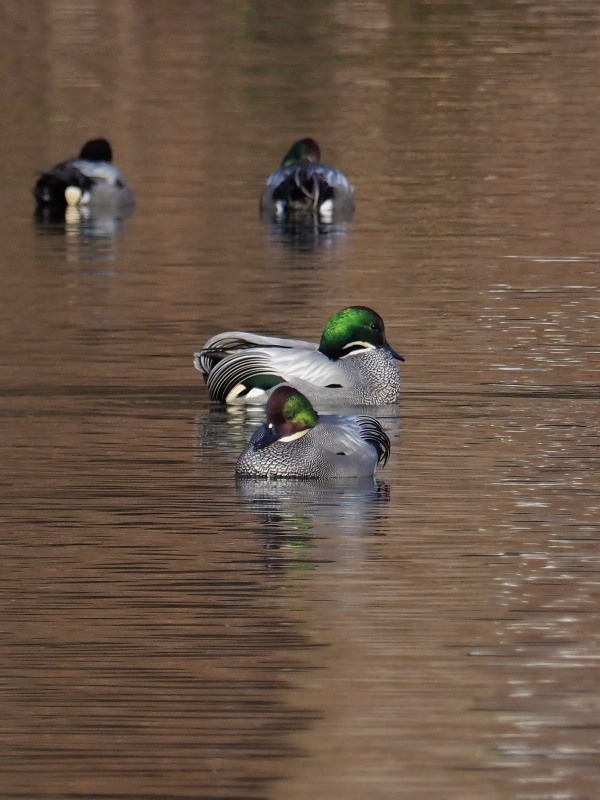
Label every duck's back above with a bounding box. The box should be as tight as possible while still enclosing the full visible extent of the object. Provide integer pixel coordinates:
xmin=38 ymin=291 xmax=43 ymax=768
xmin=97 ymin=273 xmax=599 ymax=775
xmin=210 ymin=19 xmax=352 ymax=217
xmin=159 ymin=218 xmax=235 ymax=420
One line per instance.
xmin=261 ymin=161 xmax=354 ymax=221
xmin=236 ymin=416 xmax=384 ymax=479
xmin=289 ymin=348 xmax=401 ymax=406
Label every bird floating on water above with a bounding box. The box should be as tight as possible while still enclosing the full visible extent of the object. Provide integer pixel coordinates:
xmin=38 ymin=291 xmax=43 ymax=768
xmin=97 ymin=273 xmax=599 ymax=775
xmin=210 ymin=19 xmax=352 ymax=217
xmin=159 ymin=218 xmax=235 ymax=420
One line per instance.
xmin=194 ymin=305 xmax=404 ymax=407
xmin=236 ymin=384 xmax=391 ymax=479
xmin=259 ymin=137 xmax=354 ymax=223
xmin=33 ymin=138 xmax=134 ymax=214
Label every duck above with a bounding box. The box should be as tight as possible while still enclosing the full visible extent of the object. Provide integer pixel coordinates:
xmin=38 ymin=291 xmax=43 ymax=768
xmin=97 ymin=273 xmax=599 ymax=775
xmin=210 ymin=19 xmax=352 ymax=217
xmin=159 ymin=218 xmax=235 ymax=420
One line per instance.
xmin=236 ymin=385 xmax=391 ymax=479
xmin=259 ymin=138 xmax=354 ymax=223
xmin=194 ymin=305 xmax=404 ymax=407
xmin=33 ymin=138 xmax=134 ymax=212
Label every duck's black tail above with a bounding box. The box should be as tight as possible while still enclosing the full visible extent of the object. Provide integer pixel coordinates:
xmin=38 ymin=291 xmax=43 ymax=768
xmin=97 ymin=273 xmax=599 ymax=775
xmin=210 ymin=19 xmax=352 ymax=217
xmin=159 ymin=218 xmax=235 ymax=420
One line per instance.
xmin=273 ymin=166 xmax=333 ymax=215
xmin=33 ymin=166 xmax=94 ymax=207
xmin=355 ymin=416 xmax=391 ymax=467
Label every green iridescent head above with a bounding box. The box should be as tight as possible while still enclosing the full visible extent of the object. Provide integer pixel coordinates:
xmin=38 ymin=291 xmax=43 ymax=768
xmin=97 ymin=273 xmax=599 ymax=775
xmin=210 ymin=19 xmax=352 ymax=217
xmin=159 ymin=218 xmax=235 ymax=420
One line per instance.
xmin=318 ymin=306 xmax=403 ymax=361
xmin=266 ymin=385 xmax=319 ymax=435
xmin=281 ymin=137 xmax=321 ymax=167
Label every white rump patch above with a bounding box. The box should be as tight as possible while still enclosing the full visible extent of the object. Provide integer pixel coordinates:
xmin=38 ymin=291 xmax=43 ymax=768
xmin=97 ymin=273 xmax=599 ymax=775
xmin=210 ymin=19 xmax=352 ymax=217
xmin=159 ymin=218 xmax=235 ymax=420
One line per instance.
xmin=225 ymin=384 xmax=267 ymax=404
xmin=319 ymin=199 xmax=333 ymax=222
xmin=65 ymin=186 xmax=82 ymax=207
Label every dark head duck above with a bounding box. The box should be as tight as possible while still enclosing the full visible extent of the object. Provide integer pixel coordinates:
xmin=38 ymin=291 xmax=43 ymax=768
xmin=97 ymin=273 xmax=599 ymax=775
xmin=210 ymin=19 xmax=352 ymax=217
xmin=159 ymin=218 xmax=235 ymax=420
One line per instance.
xmin=260 ymin=137 xmax=355 ymax=223
xmin=33 ymin=138 xmax=134 ymax=213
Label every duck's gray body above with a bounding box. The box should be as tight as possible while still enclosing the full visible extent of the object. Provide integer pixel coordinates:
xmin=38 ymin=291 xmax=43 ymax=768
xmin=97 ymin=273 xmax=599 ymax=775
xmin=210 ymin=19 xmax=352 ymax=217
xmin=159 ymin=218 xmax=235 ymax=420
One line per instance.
xmin=68 ymin=159 xmax=134 ymax=209
xmin=195 ymin=331 xmax=401 ymax=407
xmin=260 ymin=162 xmax=355 ymax=223
xmin=236 ymin=414 xmax=389 ymax=479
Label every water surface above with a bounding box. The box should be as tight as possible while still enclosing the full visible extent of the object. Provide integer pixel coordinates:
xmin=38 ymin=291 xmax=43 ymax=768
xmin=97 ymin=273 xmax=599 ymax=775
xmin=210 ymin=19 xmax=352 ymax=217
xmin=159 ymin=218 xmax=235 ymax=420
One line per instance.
xmin=1 ymin=3 xmax=599 ymax=799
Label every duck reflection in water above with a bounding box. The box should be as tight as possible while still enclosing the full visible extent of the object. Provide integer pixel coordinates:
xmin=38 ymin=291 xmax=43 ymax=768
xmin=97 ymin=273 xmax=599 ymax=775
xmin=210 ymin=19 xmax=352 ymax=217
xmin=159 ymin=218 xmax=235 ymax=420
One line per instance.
xmin=194 ymin=396 xmax=397 ymax=570
xmin=236 ymin=475 xmax=390 ymax=572
xmin=35 ymin=202 xmax=135 ymax=241
xmin=264 ymin=216 xmax=352 ymax=255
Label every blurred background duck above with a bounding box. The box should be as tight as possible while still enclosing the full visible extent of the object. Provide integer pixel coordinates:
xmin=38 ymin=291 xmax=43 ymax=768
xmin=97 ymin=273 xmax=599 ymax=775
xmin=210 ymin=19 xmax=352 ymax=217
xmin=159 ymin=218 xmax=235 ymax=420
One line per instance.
xmin=33 ymin=138 xmax=134 ymax=215
xmin=259 ymin=137 xmax=354 ymax=223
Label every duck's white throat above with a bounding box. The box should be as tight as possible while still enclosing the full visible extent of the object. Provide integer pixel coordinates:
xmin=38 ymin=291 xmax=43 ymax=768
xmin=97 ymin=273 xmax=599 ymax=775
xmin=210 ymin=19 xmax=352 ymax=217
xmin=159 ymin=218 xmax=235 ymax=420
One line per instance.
xmin=341 ymin=341 xmax=375 ymax=358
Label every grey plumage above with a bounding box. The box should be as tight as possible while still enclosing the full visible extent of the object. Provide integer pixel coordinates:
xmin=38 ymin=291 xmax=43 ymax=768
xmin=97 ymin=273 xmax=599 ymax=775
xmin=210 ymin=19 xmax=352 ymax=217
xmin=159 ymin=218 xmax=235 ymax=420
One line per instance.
xmin=33 ymin=138 xmax=134 ymax=211
xmin=194 ymin=330 xmax=402 ymax=407
xmin=236 ymin=412 xmax=390 ymax=479
xmin=259 ymin=137 xmax=355 ymax=223
xmin=260 ymin=162 xmax=355 ymax=222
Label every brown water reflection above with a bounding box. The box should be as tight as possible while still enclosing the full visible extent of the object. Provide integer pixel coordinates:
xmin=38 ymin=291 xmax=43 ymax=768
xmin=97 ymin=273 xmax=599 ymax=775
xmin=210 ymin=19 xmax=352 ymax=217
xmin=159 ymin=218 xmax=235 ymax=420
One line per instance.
xmin=1 ymin=2 xmax=599 ymax=799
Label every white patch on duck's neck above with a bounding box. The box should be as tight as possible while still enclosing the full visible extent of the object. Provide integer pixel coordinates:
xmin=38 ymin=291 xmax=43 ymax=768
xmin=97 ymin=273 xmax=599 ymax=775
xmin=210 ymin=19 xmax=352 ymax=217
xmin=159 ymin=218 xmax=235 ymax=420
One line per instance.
xmin=279 ymin=428 xmax=311 ymax=443
xmin=340 ymin=341 xmax=375 ymax=358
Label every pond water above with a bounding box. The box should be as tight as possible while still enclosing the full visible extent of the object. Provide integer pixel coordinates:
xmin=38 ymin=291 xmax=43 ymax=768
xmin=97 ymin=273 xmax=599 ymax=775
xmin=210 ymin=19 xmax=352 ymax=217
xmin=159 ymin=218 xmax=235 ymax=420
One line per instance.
xmin=1 ymin=2 xmax=599 ymax=799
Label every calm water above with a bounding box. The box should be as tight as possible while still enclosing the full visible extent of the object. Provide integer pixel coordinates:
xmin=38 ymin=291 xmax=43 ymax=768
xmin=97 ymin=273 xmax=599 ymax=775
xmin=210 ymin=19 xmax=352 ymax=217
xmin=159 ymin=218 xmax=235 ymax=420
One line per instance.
xmin=1 ymin=2 xmax=599 ymax=799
